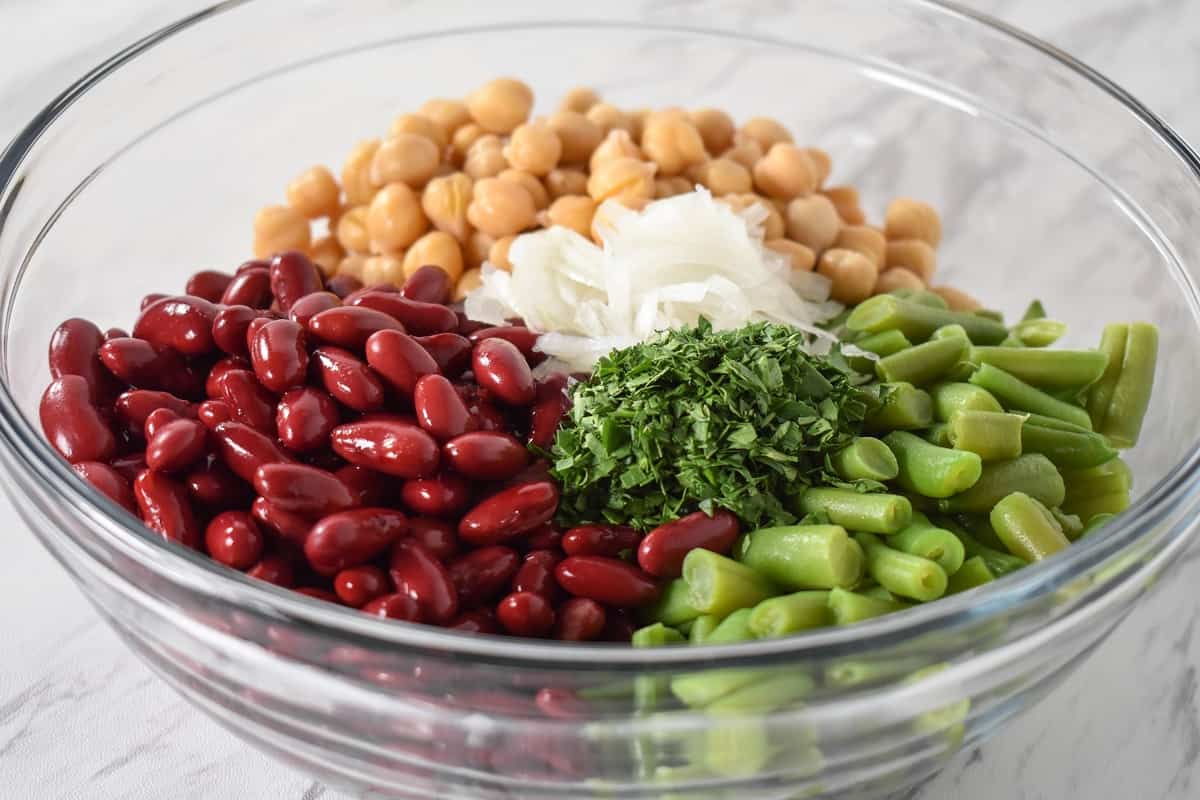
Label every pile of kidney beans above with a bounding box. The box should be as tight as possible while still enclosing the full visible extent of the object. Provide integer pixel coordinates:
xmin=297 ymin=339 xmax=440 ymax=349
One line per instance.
xmin=38 ymin=252 xmax=708 ymax=642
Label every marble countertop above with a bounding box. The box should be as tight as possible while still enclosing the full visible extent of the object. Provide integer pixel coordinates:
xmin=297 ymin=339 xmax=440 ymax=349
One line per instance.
xmin=3 ymin=1 xmax=1200 ymax=797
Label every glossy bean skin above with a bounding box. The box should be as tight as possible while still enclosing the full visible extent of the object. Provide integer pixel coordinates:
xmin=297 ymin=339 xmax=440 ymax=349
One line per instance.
xmin=236 ymin=258 xmax=270 ymax=274
xmin=211 ymin=421 xmax=291 ymax=482
xmin=145 ymin=418 xmax=209 ymax=472
xmin=448 ymin=608 xmax=500 ymax=634
xmin=269 ymin=251 xmax=324 ymax=312
xmin=469 ymin=326 xmax=545 ymax=365
xmin=335 ymin=464 xmax=391 ymax=507
xmin=140 ymin=293 xmax=167 ymax=311
xmin=71 ymin=461 xmax=137 ymax=514
xmin=276 ymin=387 xmax=339 ymax=452
xmin=212 ymin=306 xmax=264 ymax=357
xmin=221 ymin=266 xmax=272 ymax=308
xmin=251 ymin=497 xmax=312 ymax=547
xmin=305 ymin=508 xmax=408 ymax=575
xmin=144 ymin=407 xmax=182 ymax=440
xmin=99 ymin=338 xmax=201 ymax=396
xmin=349 ymin=291 xmax=459 ymax=335
xmin=197 ymin=399 xmax=235 ymax=429
xmin=400 ymin=264 xmax=452 ymax=304
xmin=554 ymin=556 xmax=660 ymax=607
xmin=184 ymin=460 xmax=250 ymax=509
xmin=389 ymin=538 xmax=459 ymax=624
xmin=414 ymin=375 xmax=473 ymax=440
xmin=447 ymin=546 xmax=521 ymax=608
xmin=133 ymin=469 xmax=200 ymax=548
xmin=414 ymin=333 xmax=473 ymax=377
xmin=529 ymin=373 xmax=570 ymax=449
xmin=288 ymin=291 xmax=342 ymax=328
xmin=39 ymin=376 xmax=116 ymax=463
xmin=108 ymin=453 xmax=147 ymax=483
xmin=205 ymin=511 xmax=265 ymax=569
xmin=362 ymin=592 xmax=423 ymax=621
xmin=365 ymin=330 xmax=440 ymax=396
xmin=524 ymin=524 xmax=563 ymax=551
xmin=458 ymin=481 xmax=559 ymax=545
xmin=216 ymin=369 xmax=277 ymax=434
xmin=407 ymin=517 xmax=460 ymax=561
xmin=312 ymin=347 xmax=385 ymax=412
xmin=472 ymin=338 xmax=536 ymax=406
xmin=512 ymin=550 xmax=562 ymax=598
xmin=554 ymin=598 xmax=606 ymax=641
xmin=334 ymin=565 xmax=391 ymax=608
xmin=185 ymin=270 xmax=234 ymax=303
xmin=253 ymin=462 xmax=355 ymax=516
xmin=330 ymin=420 xmax=439 ymax=478
xmin=497 ymin=592 xmax=555 ymax=637
xmin=206 ymin=356 xmax=251 ymax=399
xmin=104 ymin=328 xmax=128 ymax=341
xmin=113 ymin=389 xmax=192 ymax=433
xmin=326 ymin=275 xmax=363 ymax=300
xmin=443 ymin=431 xmax=528 ymax=480
xmin=401 ymin=473 xmax=472 ymax=517
xmin=560 ymin=525 xmax=641 ymax=558
xmin=308 ymin=306 xmax=405 ymax=350
xmin=247 ymin=553 xmax=296 ymax=587
xmin=133 ymin=296 xmax=219 ymax=355
xmin=48 ymin=318 xmax=118 ymax=402
xmin=637 ymin=510 xmax=740 ymax=578
xmin=248 ymin=319 xmax=309 ymax=393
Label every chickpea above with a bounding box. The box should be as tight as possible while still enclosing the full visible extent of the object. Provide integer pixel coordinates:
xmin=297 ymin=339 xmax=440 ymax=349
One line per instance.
xmin=369 ymin=133 xmax=441 ymax=190
xmin=342 ymin=139 xmax=381 ymax=206
xmin=559 ymin=86 xmax=600 ymax=113
xmin=589 ymin=129 xmax=643 ymax=173
xmin=817 ymin=249 xmax=877 ymax=304
xmin=765 ymin=238 xmax=816 ymax=272
xmin=754 ymin=143 xmax=818 ymax=200
xmin=691 ymin=157 xmax=752 ymax=196
xmin=253 ymin=205 xmax=311 ymax=259
xmin=785 ymin=195 xmax=840 ymax=251
xmin=590 ymin=201 xmax=621 ymax=245
xmin=884 ymin=198 xmax=942 ymax=247
xmin=721 ymin=193 xmax=784 ymax=239
xmin=464 ymin=231 xmax=495 ymax=270
xmin=722 ymin=133 xmax=764 ymax=171
xmin=362 ymin=254 xmax=406 ymax=287
xmin=451 ymin=123 xmax=486 ymax=165
xmin=586 ymin=157 xmax=657 ymax=207
xmin=874 ymin=267 xmax=925 ymax=294
xmin=834 ymin=225 xmax=887 ymax=270
xmin=337 ymin=254 xmax=368 ymax=281
xmin=402 ymin=230 xmax=465 ymax=282
xmin=688 ymin=108 xmax=735 ymax=155
xmin=367 ymin=182 xmax=429 ymax=252
xmin=467 ymin=177 xmax=538 ymax=237
xmin=418 ymin=98 xmax=471 ymax=140
xmin=488 ymin=235 xmax=517 ymax=271
xmin=499 ymin=169 xmax=549 ymax=210
xmin=502 ymin=122 xmax=562 ymax=177
xmin=453 ymin=268 xmax=483 ymax=302
xmin=466 ymin=77 xmax=534 ymax=134
xmin=421 ymin=172 xmax=474 ymax=243
xmin=543 ymin=194 xmax=596 ymax=237
xmin=547 ymin=111 xmax=603 ymax=167
xmin=820 ymin=185 xmax=866 ymax=225
xmin=641 ymin=115 xmax=707 ymax=176
xmin=388 ymin=113 xmax=447 ymax=149
xmin=463 ymin=134 xmax=509 ymax=180
xmin=629 ymin=108 xmax=651 ymax=141
xmin=805 ymin=147 xmax=833 ymax=187
xmin=335 ymin=206 xmax=371 ymax=253
xmin=739 ymin=116 xmax=794 ymax=151
xmin=655 ymin=176 xmax=694 ymax=199
xmin=884 ymin=238 xmax=937 ymax=283
xmin=586 ymin=102 xmax=634 ymax=135
xmin=544 ymin=167 xmax=589 ymax=199
xmin=309 ymin=235 xmax=346 ymax=277
xmin=285 ymin=166 xmax=341 ymax=220
xmin=930 ymin=285 xmax=981 ymax=312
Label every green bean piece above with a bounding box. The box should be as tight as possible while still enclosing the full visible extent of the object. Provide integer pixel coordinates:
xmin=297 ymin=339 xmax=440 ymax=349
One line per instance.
xmin=967 ymin=347 xmax=1108 ymax=391
xmin=748 ymin=591 xmax=832 ymax=637
xmin=796 ymin=489 xmax=913 ymax=535
xmin=683 ymin=549 xmax=778 ymax=618
xmin=974 ymin=309 xmax=1005 ymax=323
xmin=735 ymin=524 xmax=864 ymax=589
xmin=951 ymin=512 xmax=1007 ymax=550
xmin=989 ymin=492 xmax=1071 ymax=562
xmin=856 ymin=532 xmax=948 ymax=602
xmin=937 ymin=454 xmax=1065 ymax=513
xmin=875 ymin=336 xmax=969 ymax=386
xmin=922 ymin=423 xmax=954 ymax=447
xmin=1063 ymin=491 xmax=1131 ymax=520
xmin=689 ymin=614 xmax=721 ymax=643
xmin=846 ymin=295 xmax=1009 ymax=344
xmin=948 ymin=410 xmax=1025 ymax=462
xmin=1020 ymin=421 xmax=1118 ymax=469
xmin=932 ymin=324 xmax=970 ymax=342
xmin=1062 ymin=458 xmax=1132 ymax=500
xmin=1010 ymin=318 xmax=1067 ymax=348
xmin=1081 ymin=513 xmax=1116 ymax=537
xmin=702 ymin=719 xmax=770 ymax=778
xmin=884 ymin=431 xmax=983 ymax=499
xmin=866 ymin=382 xmax=934 ymax=430
xmin=930 ymin=382 xmax=1003 ymax=421
xmin=945 ymin=361 xmax=978 ymax=382
xmin=1086 ymin=323 xmax=1129 ymax=431
xmin=858 ymin=583 xmax=899 ymax=602
xmin=1051 ymin=507 xmax=1084 ymax=541
xmin=942 ymin=522 xmax=1027 ymax=576
xmin=1098 ymin=322 xmax=1158 ymax=448
xmin=946 ymin=556 xmax=995 ymax=594
xmin=632 ymin=623 xmax=686 ymax=648
xmin=644 ymin=578 xmax=703 ymax=627
xmin=998 ymin=333 xmax=1026 ymax=348
xmin=1022 ymin=412 xmax=1090 ymax=433
xmin=827 ymin=586 xmax=907 ymax=624
xmin=888 ymin=287 xmax=949 ymax=309
xmin=969 ymin=364 xmax=1093 ymax=430
xmin=889 ymin=514 xmax=966 ymax=575
xmin=832 ymin=436 xmax=900 ymax=482
xmin=1021 ymin=300 xmax=1047 ymax=321
xmin=669 ymin=610 xmax=762 ymax=709
xmin=848 ymin=329 xmax=913 ymax=373
xmin=632 ymin=623 xmax=686 ymax=722
xmin=706 ymin=671 xmax=815 ymax=714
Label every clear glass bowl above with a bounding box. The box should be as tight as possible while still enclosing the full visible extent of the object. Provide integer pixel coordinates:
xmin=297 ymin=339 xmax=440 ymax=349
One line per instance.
xmin=2 ymin=1 xmax=1199 ymax=797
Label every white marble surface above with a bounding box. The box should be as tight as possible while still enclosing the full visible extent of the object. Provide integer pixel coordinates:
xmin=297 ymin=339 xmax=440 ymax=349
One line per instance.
xmin=3 ymin=0 xmax=1200 ymax=798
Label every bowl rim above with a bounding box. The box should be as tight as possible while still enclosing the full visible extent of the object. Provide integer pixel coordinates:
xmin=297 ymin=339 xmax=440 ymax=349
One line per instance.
xmin=3 ymin=0 xmax=1200 ymax=669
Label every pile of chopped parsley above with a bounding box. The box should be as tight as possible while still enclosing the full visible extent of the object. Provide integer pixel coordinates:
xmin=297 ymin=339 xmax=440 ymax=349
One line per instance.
xmin=549 ymin=319 xmax=880 ymax=531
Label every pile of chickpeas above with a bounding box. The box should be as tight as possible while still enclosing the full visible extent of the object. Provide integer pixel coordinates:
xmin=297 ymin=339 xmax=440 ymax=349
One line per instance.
xmin=251 ymin=78 xmax=980 ymax=310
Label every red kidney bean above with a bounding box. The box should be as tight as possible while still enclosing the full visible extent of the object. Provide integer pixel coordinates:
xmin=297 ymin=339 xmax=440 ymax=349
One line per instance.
xmin=205 ymin=355 xmax=251 ymax=399
xmin=512 ymin=550 xmax=562 ymax=598
xmin=185 ymin=459 xmax=250 ymax=509
xmin=145 ymin=407 xmax=185 ymax=443
xmin=71 ymin=461 xmax=137 ymax=514
xmin=364 ymin=330 xmax=439 ymax=396
xmin=529 ymin=373 xmax=570 ymax=449
xmin=249 ymin=319 xmax=308 ymax=392
xmin=400 ymin=473 xmax=472 ymax=517
xmin=295 ymin=587 xmax=340 ymax=603
xmin=104 ymin=327 xmax=129 ymax=340
xmin=99 ymin=338 xmax=201 ymax=396
xmin=456 ymin=311 xmax=490 ymax=336
xmin=329 ymin=420 xmax=439 ymax=478
xmin=141 ymin=293 xmax=167 ymax=311
xmin=458 ymin=481 xmax=558 ymax=545
xmin=524 ymin=524 xmax=563 ymax=551
xmin=197 ymin=399 xmax=234 ymax=429
xmin=48 ymin=318 xmax=118 ymax=402
xmin=407 ymin=517 xmax=459 ymax=561
xmin=334 ymin=464 xmax=390 ymax=507
xmin=275 ymin=387 xmax=339 ymax=452
xmin=355 ymin=411 xmax=419 ymax=426
xmin=305 ymin=508 xmax=407 ymax=575
xmin=469 ymin=399 xmax=508 ymax=433
xmin=251 ymin=497 xmax=312 ymax=547
xmin=349 ymin=291 xmax=458 ymax=335
xmin=221 ymin=266 xmax=272 ymax=308
xmin=399 ymin=264 xmax=452 ymax=304
xmin=247 ymin=553 xmax=295 ymax=586
xmin=288 ymin=291 xmax=341 ymax=328
xmin=212 ymin=306 xmax=262 ymax=357
xmin=554 ymin=598 xmax=606 ymax=642
xmin=132 ymin=295 xmax=219 ymax=356
xmin=237 ymin=258 xmax=270 ymax=274
xmin=145 ymin=418 xmax=208 ymax=472
xmin=211 ymin=421 xmax=291 ymax=482
xmin=535 ymin=688 xmax=587 ymax=719
xmin=205 ymin=511 xmax=265 ymax=569
xmin=447 ymin=546 xmax=521 ymax=607
xmin=40 ymin=376 xmax=116 ymax=463
xmin=413 ymin=374 xmax=473 ymax=440
xmin=311 ymin=347 xmax=385 ymax=412
xmin=269 ymin=251 xmax=324 ymax=312
xmin=637 ymin=510 xmax=740 ymax=579
xmin=109 ymin=453 xmax=147 ymax=483
xmin=414 ymin=333 xmax=473 ymax=376
xmin=497 ymin=592 xmax=555 ymax=637
xmin=389 ymin=538 xmax=459 ymax=624
xmin=113 ymin=389 xmax=192 ymax=433
xmin=308 ymin=306 xmax=405 ymax=350
xmin=555 ymin=556 xmax=660 ymax=608
xmin=185 ymin=270 xmax=234 ymax=303
xmin=443 ymin=431 xmax=528 ymax=480
xmin=469 ymin=326 xmax=545 ymax=366
xmin=334 ymin=565 xmax=390 ymax=608
xmin=473 ymin=338 xmax=535 ymax=406
xmin=448 ymin=608 xmax=500 ymax=634
xmin=216 ymin=369 xmax=277 ymax=434
xmin=362 ymin=592 xmax=423 ymax=621
xmin=602 ymin=610 xmax=637 ymax=642
xmin=133 ymin=469 xmax=199 ymax=548
xmin=326 ymin=274 xmax=363 ymax=300
xmin=253 ymin=462 xmax=354 ymax=517
xmin=561 ymin=525 xmax=641 ymax=558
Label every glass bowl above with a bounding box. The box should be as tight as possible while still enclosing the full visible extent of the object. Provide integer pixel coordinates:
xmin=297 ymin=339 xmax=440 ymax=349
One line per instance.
xmin=3 ymin=1 xmax=1200 ymax=797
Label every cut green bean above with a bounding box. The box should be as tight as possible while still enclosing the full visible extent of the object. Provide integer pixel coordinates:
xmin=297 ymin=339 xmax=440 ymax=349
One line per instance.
xmin=832 ymin=436 xmax=899 ymax=482
xmin=889 ymin=513 xmax=966 ymax=575
xmin=846 ymin=295 xmax=1009 ymax=344
xmin=998 ymin=333 xmax=1026 ymax=348
xmin=942 ymin=521 xmax=1027 ymax=576
xmin=875 ymin=336 xmax=969 ymax=385
xmin=969 ymin=363 xmax=1093 ymax=429
xmin=1020 ymin=421 xmax=1118 ymax=469
xmin=702 ymin=719 xmax=769 ymax=778
xmin=683 ymin=550 xmax=777 ymax=618
xmin=856 ymin=532 xmax=948 ymax=602
xmin=1063 ymin=491 xmax=1131 ymax=520
xmin=827 ymin=586 xmax=906 ymax=624
xmin=968 ymin=347 xmax=1108 ymax=391
xmin=949 ymin=410 xmax=1025 ymax=462
xmin=1051 ymin=507 xmax=1084 ymax=541
xmin=937 ymin=453 xmax=1064 ymax=513
xmin=1022 ymin=412 xmax=1090 ymax=432
xmin=632 ymin=623 xmax=686 ymax=648
xmin=736 ymin=524 xmax=864 ymax=589
xmin=951 ymin=513 xmax=1007 ymax=550
xmin=689 ymin=614 xmax=721 ymax=643
xmin=1062 ymin=458 xmax=1132 ymax=500
xmin=632 ymin=623 xmax=686 ymax=718
xmin=706 ymin=671 xmax=815 ymax=714
xmin=1086 ymin=323 xmax=1129 ymax=431
xmin=930 ymin=382 xmax=1003 ymax=421
xmin=922 ymin=423 xmax=953 ymax=447
xmin=1021 ymin=300 xmax=1047 ymax=321
xmin=946 ymin=556 xmax=995 ymax=593
xmin=796 ymin=488 xmax=913 ymax=534
xmin=975 ymin=309 xmax=1005 ymax=323
xmin=1098 ymin=322 xmax=1158 ymax=448
xmin=1009 ymin=318 xmax=1067 ymax=348
xmin=989 ymin=492 xmax=1071 ymax=562
xmin=669 ymin=610 xmax=762 ymax=708
xmin=888 ymin=287 xmax=949 ymax=309
xmin=1081 ymin=513 xmax=1116 ymax=537
xmin=848 ymin=329 xmax=913 ymax=373
xmin=748 ymin=591 xmax=832 ymax=637
xmin=644 ymin=578 xmax=703 ymax=627
xmin=858 ymin=583 xmax=898 ymax=602
xmin=932 ymin=324 xmax=970 ymax=342
xmin=866 ymin=382 xmax=934 ymax=430
xmin=884 ymin=431 xmax=983 ymax=499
